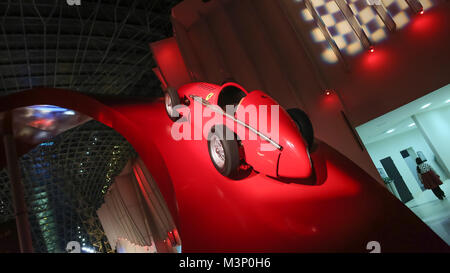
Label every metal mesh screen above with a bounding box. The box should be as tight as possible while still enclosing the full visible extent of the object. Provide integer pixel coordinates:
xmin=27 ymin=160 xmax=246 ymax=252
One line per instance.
xmin=0 ymin=120 xmax=137 ymax=252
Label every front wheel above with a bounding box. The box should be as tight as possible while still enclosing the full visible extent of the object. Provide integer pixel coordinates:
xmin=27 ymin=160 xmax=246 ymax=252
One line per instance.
xmin=164 ymin=87 xmax=181 ymax=121
xmin=287 ymin=108 xmax=314 ymax=149
xmin=207 ymin=125 xmax=241 ymax=178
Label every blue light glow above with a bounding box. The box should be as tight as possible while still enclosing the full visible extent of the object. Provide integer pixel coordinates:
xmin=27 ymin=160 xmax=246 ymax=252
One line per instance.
xmin=39 ymin=142 xmax=54 ymax=146
xmin=29 ymin=105 xmax=70 ymax=113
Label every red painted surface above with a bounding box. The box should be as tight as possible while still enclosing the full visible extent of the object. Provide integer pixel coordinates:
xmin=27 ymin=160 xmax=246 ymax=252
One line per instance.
xmin=152 ymin=67 xmax=168 ymax=90
xmin=150 ymin=37 xmax=192 ymax=90
xmin=238 ymin=89 xmax=311 ymax=178
xmin=0 ymin=88 xmax=448 ymax=252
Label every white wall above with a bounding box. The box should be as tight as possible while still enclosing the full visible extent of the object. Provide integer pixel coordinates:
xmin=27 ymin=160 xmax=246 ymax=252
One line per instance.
xmin=413 ymin=105 xmax=450 ymax=177
xmin=365 ymin=128 xmax=447 ymax=198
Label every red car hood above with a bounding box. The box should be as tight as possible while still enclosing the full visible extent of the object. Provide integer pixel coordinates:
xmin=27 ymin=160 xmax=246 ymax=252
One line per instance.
xmin=236 ymin=90 xmax=312 ymax=178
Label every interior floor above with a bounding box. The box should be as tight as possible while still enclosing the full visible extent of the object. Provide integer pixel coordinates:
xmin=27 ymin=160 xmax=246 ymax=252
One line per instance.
xmin=407 ymin=180 xmax=450 ymax=245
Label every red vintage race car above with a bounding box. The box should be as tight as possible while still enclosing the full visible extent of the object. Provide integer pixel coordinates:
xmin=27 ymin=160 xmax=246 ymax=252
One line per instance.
xmin=164 ymin=82 xmax=315 ymax=180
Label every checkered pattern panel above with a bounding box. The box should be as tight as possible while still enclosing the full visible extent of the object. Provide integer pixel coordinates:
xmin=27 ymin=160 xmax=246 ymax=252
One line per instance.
xmin=383 ymin=0 xmax=414 ymax=28
xmin=311 ymin=0 xmax=363 ymax=56
xmin=299 ymin=0 xmax=438 ymax=63
xmin=384 ymin=0 xmax=440 ymax=28
xmin=301 ymin=8 xmax=337 ymax=63
xmin=348 ymin=0 xmax=388 ymax=42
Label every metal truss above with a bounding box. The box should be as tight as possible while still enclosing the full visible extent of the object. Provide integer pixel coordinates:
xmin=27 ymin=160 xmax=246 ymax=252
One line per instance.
xmin=0 ymin=0 xmax=182 ymax=97
xmin=0 ymin=120 xmax=137 ymax=252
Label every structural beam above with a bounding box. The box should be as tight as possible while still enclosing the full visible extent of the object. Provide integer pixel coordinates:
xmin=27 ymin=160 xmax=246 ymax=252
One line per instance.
xmin=405 ymin=0 xmax=423 ymax=13
xmin=1 ymin=111 xmax=34 ymax=253
xmin=334 ymin=0 xmax=372 ymax=49
xmin=372 ymin=2 xmax=396 ymax=32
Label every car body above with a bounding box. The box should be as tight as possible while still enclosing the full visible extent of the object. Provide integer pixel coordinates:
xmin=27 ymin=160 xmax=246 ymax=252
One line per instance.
xmin=165 ymin=82 xmax=313 ymax=179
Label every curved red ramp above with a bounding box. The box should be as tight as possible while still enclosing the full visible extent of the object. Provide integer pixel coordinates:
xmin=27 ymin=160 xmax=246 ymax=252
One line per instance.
xmin=1 ymin=88 xmax=448 ymax=252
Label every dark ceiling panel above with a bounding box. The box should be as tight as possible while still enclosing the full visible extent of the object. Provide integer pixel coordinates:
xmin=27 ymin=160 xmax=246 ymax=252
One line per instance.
xmin=0 ymin=0 xmax=182 ymax=97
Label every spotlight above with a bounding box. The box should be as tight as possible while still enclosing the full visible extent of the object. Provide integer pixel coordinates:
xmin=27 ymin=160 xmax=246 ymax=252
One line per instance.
xmin=325 ymin=90 xmax=332 ymax=96
xmin=421 ymin=103 xmax=431 ymax=109
xmin=369 ymin=46 xmax=375 ymax=53
xmin=419 ymin=9 xmax=424 ymax=15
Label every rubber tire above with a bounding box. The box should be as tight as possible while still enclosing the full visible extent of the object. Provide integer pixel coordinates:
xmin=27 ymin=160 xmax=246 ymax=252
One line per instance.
xmin=287 ymin=108 xmax=314 ymax=149
xmin=207 ymin=125 xmax=241 ymax=178
xmin=164 ymin=87 xmax=181 ymax=121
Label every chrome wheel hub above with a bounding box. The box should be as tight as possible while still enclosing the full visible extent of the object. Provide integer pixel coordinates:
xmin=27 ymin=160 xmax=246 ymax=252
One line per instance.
xmin=210 ymin=134 xmax=225 ymax=168
xmin=165 ymin=92 xmax=173 ymax=117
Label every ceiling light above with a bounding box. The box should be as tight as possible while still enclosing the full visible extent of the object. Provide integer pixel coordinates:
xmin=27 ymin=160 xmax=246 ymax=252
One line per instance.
xmin=82 ymin=247 xmax=95 ymax=253
xmin=324 ymin=89 xmax=332 ymax=96
xmin=386 ymin=129 xmax=395 ymax=134
xmin=408 ymin=123 xmax=416 ymax=127
xmin=64 ymin=110 xmax=75 ymax=115
xmin=421 ymin=103 xmax=431 ymax=109
xmin=445 ymin=99 xmax=450 ymax=104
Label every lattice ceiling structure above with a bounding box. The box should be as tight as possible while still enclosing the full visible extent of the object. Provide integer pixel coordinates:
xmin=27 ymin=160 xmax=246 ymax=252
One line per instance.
xmin=0 ymin=120 xmax=137 ymax=252
xmin=0 ymin=0 xmax=181 ymax=97
xmin=0 ymin=0 xmax=182 ymax=252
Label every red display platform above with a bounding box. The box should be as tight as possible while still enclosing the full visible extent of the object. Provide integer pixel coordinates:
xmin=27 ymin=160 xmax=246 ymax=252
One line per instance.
xmin=1 ymin=88 xmax=448 ymax=252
